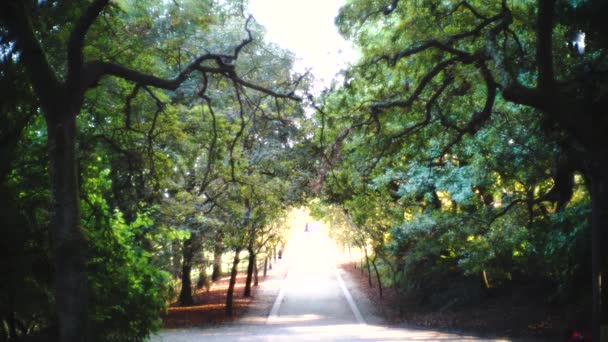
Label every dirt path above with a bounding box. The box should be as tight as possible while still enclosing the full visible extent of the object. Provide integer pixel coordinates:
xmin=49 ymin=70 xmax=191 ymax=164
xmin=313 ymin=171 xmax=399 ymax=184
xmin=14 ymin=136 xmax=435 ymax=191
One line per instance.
xmin=151 ymin=228 xmax=512 ymax=341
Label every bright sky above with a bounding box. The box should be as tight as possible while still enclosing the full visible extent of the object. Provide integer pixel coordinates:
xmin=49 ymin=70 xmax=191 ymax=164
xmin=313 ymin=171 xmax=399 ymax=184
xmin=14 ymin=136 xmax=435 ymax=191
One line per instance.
xmin=248 ymin=0 xmax=358 ymax=91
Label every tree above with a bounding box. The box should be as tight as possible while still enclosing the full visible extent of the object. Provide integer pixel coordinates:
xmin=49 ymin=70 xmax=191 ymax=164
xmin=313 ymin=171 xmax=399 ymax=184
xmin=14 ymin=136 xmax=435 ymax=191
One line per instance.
xmin=314 ymin=0 xmax=607 ymax=336
xmin=0 ymin=0 xmax=302 ymax=340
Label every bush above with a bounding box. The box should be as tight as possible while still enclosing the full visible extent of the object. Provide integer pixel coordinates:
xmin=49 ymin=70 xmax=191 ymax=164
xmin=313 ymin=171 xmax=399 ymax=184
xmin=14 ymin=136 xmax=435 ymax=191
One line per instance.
xmin=87 ymin=210 xmax=170 ymax=341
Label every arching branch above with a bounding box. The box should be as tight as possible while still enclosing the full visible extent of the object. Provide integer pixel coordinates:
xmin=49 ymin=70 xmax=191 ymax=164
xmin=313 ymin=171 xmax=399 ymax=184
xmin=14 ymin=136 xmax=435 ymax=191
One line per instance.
xmin=448 ymin=1 xmax=488 ymax=20
xmin=84 ymin=13 xmax=302 ymax=103
xmin=389 ymin=75 xmax=452 ymax=141
xmin=369 ymin=57 xmax=461 ymax=112
xmin=381 ymin=11 xmax=504 ymax=67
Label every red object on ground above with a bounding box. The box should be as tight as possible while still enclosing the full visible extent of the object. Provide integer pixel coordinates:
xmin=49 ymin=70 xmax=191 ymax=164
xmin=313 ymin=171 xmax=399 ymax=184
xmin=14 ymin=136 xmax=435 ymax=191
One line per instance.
xmin=568 ymin=329 xmax=592 ymax=341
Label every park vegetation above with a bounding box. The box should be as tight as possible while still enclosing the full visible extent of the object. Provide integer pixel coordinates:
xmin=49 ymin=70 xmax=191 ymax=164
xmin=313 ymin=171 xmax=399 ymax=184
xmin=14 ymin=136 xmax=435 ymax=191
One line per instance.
xmin=1 ymin=0 xmax=312 ymax=340
xmin=310 ymin=0 xmax=608 ymax=338
xmin=1 ymin=0 xmax=607 ymax=341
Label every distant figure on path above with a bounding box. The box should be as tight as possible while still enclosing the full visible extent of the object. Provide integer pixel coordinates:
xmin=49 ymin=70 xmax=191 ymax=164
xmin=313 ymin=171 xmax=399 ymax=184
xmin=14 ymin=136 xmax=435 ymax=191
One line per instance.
xmin=304 ymin=222 xmax=309 ymax=232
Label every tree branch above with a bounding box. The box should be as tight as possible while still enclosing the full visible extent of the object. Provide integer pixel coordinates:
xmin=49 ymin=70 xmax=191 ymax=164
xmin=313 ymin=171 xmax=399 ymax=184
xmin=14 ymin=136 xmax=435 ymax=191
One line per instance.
xmin=448 ymin=1 xmax=488 ymax=20
xmin=385 ymin=12 xmax=502 ymax=66
xmin=84 ymin=53 xmax=224 ymax=90
xmin=234 ymin=16 xmax=254 ymax=59
xmin=369 ymin=57 xmax=460 ymax=112
xmin=438 ymin=63 xmax=496 ymax=160
xmin=389 ymin=75 xmax=452 ymax=141
xmin=67 ymin=0 xmax=110 ymax=87
xmin=536 ymin=0 xmax=556 ymax=90
xmin=198 ymin=88 xmax=219 ymax=194
xmin=124 ymin=84 xmax=141 ymax=129
xmin=85 ymin=52 xmax=302 ymax=101
xmin=229 ymin=73 xmax=304 ymax=101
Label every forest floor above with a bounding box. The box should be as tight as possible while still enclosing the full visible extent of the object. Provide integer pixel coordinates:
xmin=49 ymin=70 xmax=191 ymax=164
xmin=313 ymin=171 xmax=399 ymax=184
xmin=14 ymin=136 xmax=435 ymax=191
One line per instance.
xmin=339 ymin=261 xmax=582 ymax=341
xmin=161 ymin=273 xmax=258 ymax=328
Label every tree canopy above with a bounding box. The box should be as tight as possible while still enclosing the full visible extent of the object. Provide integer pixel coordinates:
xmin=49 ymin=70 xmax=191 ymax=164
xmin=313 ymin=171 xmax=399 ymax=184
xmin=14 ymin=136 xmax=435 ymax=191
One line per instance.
xmin=1 ymin=0 xmax=309 ymax=340
xmin=311 ymin=0 xmax=607 ymax=338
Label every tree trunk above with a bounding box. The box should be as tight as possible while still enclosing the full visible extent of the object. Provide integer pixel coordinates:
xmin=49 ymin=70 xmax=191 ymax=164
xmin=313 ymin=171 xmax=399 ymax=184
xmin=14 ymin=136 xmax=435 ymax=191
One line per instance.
xmin=196 ymin=256 xmax=208 ymax=290
xmin=263 ymin=257 xmax=268 ymax=277
xmin=211 ymin=237 xmax=223 ymax=282
xmin=171 ymin=240 xmax=182 ymax=278
xmin=370 ymin=255 xmax=383 ymax=298
xmin=589 ymin=163 xmax=608 ymax=341
xmin=269 ymin=255 xmax=273 ymax=270
xmin=178 ymin=236 xmax=195 ymax=306
xmin=363 ymin=246 xmax=372 ymax=288
xmin=244 ymin=246 xmax=255 ymax=297
xmin=47 ymin=112 xmax=88 ymax=342
xmin=225 ymin=248 xmax=241 ymax=317
xmin=254 ymin=255 xmax=259 ymax=287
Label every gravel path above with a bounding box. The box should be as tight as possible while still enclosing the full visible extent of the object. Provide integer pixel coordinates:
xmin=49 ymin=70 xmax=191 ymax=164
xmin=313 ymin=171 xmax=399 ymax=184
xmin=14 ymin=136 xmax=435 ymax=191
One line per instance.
xmin=151 ymin=229 xmax=512 ymax=341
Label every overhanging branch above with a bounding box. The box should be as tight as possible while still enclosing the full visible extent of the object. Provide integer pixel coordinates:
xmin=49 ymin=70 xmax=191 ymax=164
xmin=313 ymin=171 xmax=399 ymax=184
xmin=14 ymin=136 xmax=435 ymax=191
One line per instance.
xmin=71 ymin=14 xmax=262 ymax=97
xmin=384 ymin=11 xmax=503 ymax=66
xmin=369 ymin=57 xmax=460 ymax=112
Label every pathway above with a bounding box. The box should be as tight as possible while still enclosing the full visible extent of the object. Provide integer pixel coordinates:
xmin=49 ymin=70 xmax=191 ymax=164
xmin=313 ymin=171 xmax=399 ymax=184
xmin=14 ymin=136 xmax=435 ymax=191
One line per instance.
xmin=151 ymin=226 xmax=511 ymax=341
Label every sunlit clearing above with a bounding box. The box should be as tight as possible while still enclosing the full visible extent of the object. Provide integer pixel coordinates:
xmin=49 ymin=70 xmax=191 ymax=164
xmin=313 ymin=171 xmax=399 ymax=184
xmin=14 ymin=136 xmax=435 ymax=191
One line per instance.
xmin=285 ymin=208 xmax=360 ymax=267
xmin=284 ymin=208 xmax=340 ymax=274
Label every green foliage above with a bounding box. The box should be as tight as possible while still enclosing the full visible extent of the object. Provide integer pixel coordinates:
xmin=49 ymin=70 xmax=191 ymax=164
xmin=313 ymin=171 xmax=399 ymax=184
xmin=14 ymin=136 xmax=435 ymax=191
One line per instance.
xmin=80 ymin=156 xmax=171 ymax=341
xmin=87 ymin=210 xmax=170 ymax=341
xmin=312 ymin=0 xmax=597 ymax=312
xmin=0 ymin=112 xmax=53 ymax=339
xmin=2 ymin=0 xmax=309 ymax=339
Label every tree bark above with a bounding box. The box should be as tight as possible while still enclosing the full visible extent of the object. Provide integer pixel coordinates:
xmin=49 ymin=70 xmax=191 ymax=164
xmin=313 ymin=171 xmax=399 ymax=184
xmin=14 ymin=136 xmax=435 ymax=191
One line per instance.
xmin=196 ymin=256 xmax=208 ymax=290
xmin=254 ymin=258 xmax=259 ymax=286
xmin=211 ymin=236 xmax=223 ymax=282
xmin=178 ymin=236 xmax=195 ymax=306
xmin=363 ymin=246 xmax=372 ymax=288
xmin=263 ymin=257 xmax=268 ymax=277
xmin=171 ymin=240 xmax=182 ymax=278
xmin=47 ymin=112 xmax=88 ymax=342
xmin=370 ymin=255 xmax=383 ymax=298
xmin=225 ymin=248 xmax=241 ymax=317
xmin=244 ymin=246 xmax=255 ymax=297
